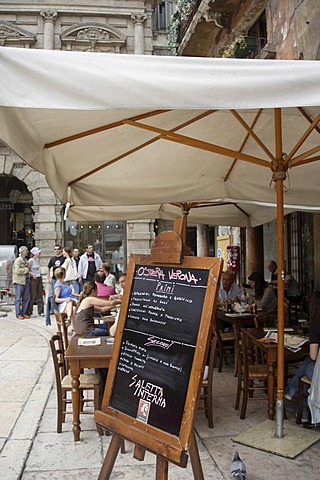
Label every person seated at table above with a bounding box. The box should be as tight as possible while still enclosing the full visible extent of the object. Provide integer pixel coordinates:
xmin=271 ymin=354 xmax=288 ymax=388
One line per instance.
xmin=268 ymin=260 xmax=278 ymax=286
xmin=101 ymin=263 xmax=116 ymax=287
xmin=248 ymin=271 xmax=276 ymax=313
xmin=218 ymin=270 xmax=244 ymax=304
xmin=284 ymin=269 xmax=302 ymax=304
xmin=109 ymin=273 xmax=127 ymax=337
xmin=54 ymin=267 xmax=77 ymax=328
xmin=284 ymin=292 xmax=320 ymax=423
xmin=74 ymin=281 xmax=121 ymax=337
xmin=94 ymin=271 xmax=116 ymax=300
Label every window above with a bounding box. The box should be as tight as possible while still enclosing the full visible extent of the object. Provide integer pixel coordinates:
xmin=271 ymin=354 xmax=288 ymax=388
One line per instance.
xmin=156 ymin=1 xmax=174 ymax=30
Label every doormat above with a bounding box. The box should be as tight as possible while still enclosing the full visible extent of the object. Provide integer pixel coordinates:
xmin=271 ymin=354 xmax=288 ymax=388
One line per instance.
xmin=232 ymin=420 xmax=320 ymax=459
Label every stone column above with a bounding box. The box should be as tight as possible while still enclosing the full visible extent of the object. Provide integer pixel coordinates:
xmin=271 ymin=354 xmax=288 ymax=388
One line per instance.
xmin=246 ymin=226 xmax=264 ymax=278
xmin=40 ymin=10 xmax=58 ymax=50
xmin=126 ymin=220 xmax=155 ymax=260
xmin=131 ymin=13 xmax=147 ymax=54
xmin=197 ymin=224 xmax=209 ymax=257
xmin=32 ymin=188 xmax=63 ymax=277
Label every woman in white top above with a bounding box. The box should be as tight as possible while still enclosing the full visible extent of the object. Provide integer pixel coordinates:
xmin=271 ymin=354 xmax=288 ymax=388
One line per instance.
xmin=62 ymin=246 xmax=79 ymax=288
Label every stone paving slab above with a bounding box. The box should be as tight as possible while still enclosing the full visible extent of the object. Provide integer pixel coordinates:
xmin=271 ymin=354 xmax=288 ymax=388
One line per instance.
xmin=0 ymin=402 xmax=23 ymax=437
xmin=0 ymin=439 xmax=33 ymax=480
xmin=1 ymin=308 xmax=320 ymax=480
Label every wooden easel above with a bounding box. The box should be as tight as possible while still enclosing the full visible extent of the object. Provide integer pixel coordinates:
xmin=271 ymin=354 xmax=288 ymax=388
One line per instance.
xmin=97 ymin=429 xmax=203 ymax=480
xmin=95 ymin=217 xmax=223 ymax=479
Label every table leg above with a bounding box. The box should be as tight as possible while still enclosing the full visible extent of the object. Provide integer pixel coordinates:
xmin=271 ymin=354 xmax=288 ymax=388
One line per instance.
xmin=267 ymin=360 xmax=275 ymax=420
xmin=70 ymin=360 xmax=81 ymax=441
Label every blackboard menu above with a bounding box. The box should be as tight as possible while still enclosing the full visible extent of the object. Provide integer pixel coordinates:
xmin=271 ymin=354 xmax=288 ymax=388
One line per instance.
xmin=110 ymin=264 xmax=209 ymax=436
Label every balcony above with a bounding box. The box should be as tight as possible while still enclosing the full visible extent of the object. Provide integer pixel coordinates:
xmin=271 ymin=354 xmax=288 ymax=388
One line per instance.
xmin=171 ymin=0 xmax=267 ymax=57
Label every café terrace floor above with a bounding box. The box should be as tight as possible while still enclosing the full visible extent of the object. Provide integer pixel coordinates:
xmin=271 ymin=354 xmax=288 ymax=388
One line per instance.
xmin=0 ymin=305 xmax=320 ymax=480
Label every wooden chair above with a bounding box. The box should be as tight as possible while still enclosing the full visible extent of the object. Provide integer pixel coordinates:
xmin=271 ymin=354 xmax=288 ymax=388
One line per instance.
xmin=213 ymin=321 xmax=236 ymax=374
xmin=54 ymin=310 xmax=71 ymax=352
xmin=234 ymin=331 xmax=268 ymax=419
xmin=254 ymin=310 xmax=277 ymax=329
xmin=200 ymin=335 xmax=218 ymax=428
xmin=296 ymin=375 xmax=311 ymax=424
xmin=49 ymin=333 xmax=102 ymax=434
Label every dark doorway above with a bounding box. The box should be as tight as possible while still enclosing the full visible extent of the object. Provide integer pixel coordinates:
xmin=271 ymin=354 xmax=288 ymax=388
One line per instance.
xmin=0 ymin=174 xmax=33 ymax=247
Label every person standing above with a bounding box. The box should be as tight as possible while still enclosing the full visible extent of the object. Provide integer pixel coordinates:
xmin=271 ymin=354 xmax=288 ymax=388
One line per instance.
xmin=45 ymin=245 xmax=65 ymax=326
xmin=26 ymin=247 xmax=44 ymax=317
xmin=72 ymin=247 xmax=81 ymax=294
xmin=12 ymin=246 xmax=30 ymax=319
xmin=62 ymin=247 xmax=79 ymax=289
xmin=78 ymin=244 xmax=102 ymax=286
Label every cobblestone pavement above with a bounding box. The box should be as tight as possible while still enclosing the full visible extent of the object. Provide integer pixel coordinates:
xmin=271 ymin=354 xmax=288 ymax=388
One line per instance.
xmin=0 ymin=303 xmax=319 ymax=480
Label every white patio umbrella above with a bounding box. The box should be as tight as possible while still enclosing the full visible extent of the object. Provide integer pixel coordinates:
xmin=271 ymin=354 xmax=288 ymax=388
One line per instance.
xmin=1 ymin=47 xmax=320 ymax=437
xmin=66 ymin=200 xmax=293 ymax=227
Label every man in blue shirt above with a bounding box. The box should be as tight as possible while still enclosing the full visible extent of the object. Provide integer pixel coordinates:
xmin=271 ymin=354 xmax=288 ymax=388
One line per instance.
xmin=219 ymin=270 xmax=243 ymax=303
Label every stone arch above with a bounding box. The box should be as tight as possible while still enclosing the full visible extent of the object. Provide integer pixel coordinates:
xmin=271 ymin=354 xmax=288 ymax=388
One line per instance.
xmin=60 ymin=22 xmax=126 ymax=53
xmin=0 ymin=145 xmax=62 ymax=265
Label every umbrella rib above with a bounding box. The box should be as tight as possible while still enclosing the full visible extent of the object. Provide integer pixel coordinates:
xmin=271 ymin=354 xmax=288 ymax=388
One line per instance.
xmin=291 ymin=151 xmax=320 ymax=167
xmin=230 ymin=109 xmax=275 ymax=161
xmin=69 ymin=137 xmax=159 ymax=185
xmin=224 ymin=109 xmax=263 ymax=181
xmin=284 ymin=111 xmax=320 ymax=166
xmin=44 ymin=110 xmax=170 ymax=148
xmin=297 ymin=107 xmax=320 ymax=134
xmin=68 ymin=111 xmax=217 ymax=185
xmin=124 ymin=120 xmax=270 ymax=168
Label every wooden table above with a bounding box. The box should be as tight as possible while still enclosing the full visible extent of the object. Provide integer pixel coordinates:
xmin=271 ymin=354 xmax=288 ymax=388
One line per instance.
xmin=216 ymin=309 xmax=255 ymax=330
xmin=65 ymin=335 xmax=113 ymax=441
xmin=244 ymin=328 xmax=308 ymax=420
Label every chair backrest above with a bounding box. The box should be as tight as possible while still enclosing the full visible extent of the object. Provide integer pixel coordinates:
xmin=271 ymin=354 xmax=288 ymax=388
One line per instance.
xmin=49 ymin=333 xmax=67 ymax=391
xmin=254 ymin=310 xmax=277 ymax=328
xmin=213 ymin=317 xmax=222 ymax=341
xmin=239 ymin=331 xmax=252 ymax=379
xmin=54 ymin=310 xmax=70 ymax=351
xmin=206 ymin=335 xmax=218 ymax=387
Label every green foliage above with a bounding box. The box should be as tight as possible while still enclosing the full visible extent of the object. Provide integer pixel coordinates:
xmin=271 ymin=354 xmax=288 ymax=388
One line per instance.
xmin=167 ymin=0 xmax=196 ymax=55
xmin=221 ymin=35 xmax=247 ymax=58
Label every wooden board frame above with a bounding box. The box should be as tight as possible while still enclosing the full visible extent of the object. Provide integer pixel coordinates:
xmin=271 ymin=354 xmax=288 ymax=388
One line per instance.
xmin=95 ymin=252 xmax=222 ymax=467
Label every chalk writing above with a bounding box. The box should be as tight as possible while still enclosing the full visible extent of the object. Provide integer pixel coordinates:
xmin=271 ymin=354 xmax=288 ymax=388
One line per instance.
xmin=129 ymin=374 xmax=166 ymax=408
xmin=137 ymin=266 xmax=165 ymax=280
xmin=168 ymin=269 xmax=199 ymax=284
xmin=156 ymin=281 xmax=176 ymax=294
xmin=144 ymin=335 xmax=174 ymax=350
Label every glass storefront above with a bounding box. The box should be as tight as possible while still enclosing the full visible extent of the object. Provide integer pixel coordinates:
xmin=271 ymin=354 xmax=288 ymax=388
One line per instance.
xmin=64 ymin=219 xmax=126 ymax=277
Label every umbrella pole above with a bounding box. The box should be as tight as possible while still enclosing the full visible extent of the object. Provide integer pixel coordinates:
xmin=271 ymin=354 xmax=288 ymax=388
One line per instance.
xmin=275 ymin=177 xmax=285 ymax=437
xmin=274 ymin=108 xmax=286 ymax=438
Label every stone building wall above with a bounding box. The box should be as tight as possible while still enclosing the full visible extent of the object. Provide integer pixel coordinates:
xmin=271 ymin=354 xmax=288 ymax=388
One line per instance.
xmin=0 ymin=0 xmax=167 ymax=269
xmin=266 ymin=0 xmax=320 ymax=60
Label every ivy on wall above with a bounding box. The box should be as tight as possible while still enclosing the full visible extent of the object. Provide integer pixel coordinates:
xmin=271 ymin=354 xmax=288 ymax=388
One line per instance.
xmin=167 ymin=0 xmax=196 ymax=55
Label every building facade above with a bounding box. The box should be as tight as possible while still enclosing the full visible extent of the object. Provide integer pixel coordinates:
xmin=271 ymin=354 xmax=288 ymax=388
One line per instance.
xmin=1 ymin=0 xmax=319 ymax=291
xmin=172 ymin=0 xmax=320 ymax=291
xmin=0 ymin=1 xmax=176 ymax=272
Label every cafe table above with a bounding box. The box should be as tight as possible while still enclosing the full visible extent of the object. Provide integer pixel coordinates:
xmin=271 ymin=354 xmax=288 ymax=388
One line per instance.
xmin=216 ymin=309 xmax=255 ymax=330
xmin=65 ymin=335 xmax=113 ymax=441
xmin=243 ymin=327 xmax=309 ymax=420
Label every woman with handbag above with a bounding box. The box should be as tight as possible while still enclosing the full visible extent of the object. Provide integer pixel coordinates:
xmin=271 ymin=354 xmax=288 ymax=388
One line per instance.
xmin=62 ymin=247 xmax=79 ymax=292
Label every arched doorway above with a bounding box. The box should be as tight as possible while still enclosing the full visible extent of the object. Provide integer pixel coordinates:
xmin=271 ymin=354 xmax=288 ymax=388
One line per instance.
xmin=0 ymin=174 xmax=34 ymax=248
